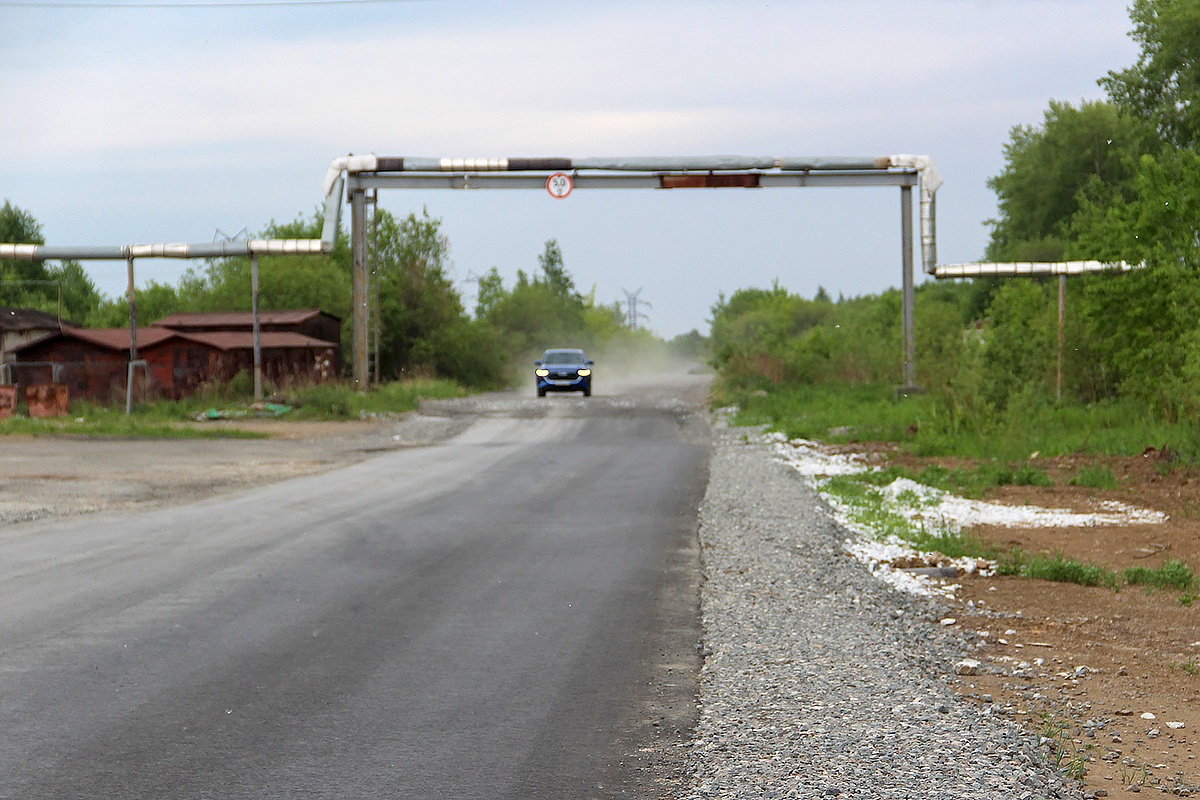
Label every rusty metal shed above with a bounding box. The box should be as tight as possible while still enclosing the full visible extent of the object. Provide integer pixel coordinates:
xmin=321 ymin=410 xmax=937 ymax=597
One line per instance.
xmin=13 ymin=327 xmax=337 ymax=403
xmin=0 ymin=307 xmax=77 ymax=375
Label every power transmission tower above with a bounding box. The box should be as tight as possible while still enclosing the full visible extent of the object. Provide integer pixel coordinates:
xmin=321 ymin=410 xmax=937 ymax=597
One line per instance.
xmin=620 ymin=287 xmax=651 ymax=330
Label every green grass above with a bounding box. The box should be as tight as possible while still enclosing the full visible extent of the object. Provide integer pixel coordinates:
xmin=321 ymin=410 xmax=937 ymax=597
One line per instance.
xmin=818 ymin=460 xmax=1199 ymax=594
xmin=283 ymin=379 xmax=466 ymax=420
xmin=820 ymin=471 xmax=998 ymax=560
xmin=1125 ymin=559 xmax=1195 ymax=591
xmin=0 ymin=378 xmax=469 ymax=437
xmin=718 ymin=380 xmax=1200 ymax=461
xmin=1069 ymin=463 xmax=1120 ymax=489
xmin=998 ymin=549 xmax=1120 ymax=589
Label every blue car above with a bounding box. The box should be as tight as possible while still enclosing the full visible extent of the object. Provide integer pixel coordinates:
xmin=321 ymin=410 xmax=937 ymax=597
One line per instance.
xmin=535 ymin=349 xmax=593 ymax=397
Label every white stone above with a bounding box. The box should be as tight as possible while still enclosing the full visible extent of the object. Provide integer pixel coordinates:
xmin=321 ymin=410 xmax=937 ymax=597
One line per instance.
xmin=955 ymin=659 xmax=982 ymax=676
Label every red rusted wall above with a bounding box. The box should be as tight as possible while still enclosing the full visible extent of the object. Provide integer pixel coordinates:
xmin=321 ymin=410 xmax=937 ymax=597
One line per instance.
xmin=0 ymin=386 xmax=15 ymax=419
xmin=25 ymin=384 xmax=69 ymax=418
xmin=15 ymin=337 xmax=338 ymax=405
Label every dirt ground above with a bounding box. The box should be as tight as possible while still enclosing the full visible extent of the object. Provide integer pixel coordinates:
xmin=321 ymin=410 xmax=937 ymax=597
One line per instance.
xmin=0 ymin=414 xmax=468 ymax=526
xmin=894 ymin=450 xmax=1200 ymax=797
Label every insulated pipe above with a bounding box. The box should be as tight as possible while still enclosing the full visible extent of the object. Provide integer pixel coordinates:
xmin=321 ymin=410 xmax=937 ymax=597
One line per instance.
xmin=322 ymin=153 xmax=943 ymax=271
xmin=932 ymin=261 xmax=1143 ymax=278
xmin=0 ymin=239 xmax=329 ymax=262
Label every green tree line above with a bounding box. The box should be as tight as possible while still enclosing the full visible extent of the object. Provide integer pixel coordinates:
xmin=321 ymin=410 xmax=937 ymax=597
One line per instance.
xmin=1 ymin=200 xmax=688 ymax=391
xmin=712 ymin=0 xmax=1200 ymax=440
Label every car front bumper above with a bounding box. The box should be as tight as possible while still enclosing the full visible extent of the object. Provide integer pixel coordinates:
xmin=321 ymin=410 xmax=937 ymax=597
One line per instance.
xmin=537 ymin=376 xmax=591 ymax=392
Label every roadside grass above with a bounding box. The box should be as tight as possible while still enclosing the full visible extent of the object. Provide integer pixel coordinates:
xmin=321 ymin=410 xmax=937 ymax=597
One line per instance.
xmin=0 ymin=413 xmax=267 ymax=439
xmin=998 ymin=549 xmax=1120 ymax=589
xmin=1125 ymin=559 xmax=1195 ymax=591
xmin=1069 ymin=463 xmax=1120 ymax=489
xmin=720 ymin=380 xmax=1200 ymax=461
xmin=0 ymin=378 xmax=468 ymax=437
xmin=283 ymin=379 xmax=466 ymax=420
xmin=820 ymin=468 xmax=1199 ymax=593
xmin=821 ymin=471 xmax=1000 ymax=562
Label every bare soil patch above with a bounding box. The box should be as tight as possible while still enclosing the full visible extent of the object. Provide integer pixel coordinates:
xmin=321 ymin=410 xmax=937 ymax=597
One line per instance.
xmin=895 ymin=451 xmax=1200 ymax=795
xmin=0 ymin=415 xmax=461 ymax=525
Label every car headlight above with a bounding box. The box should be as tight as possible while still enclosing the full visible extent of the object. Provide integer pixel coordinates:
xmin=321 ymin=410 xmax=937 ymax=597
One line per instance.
xmin=577 ymin=369 xmax=591 ymax=377
xmin=535 ymin=368 xmax=549 ymax=377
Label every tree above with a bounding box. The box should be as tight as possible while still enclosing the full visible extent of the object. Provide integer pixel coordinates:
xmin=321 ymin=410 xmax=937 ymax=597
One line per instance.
xmin=176 ymin=210 xmax=352 ymax=320
xmin=474 ymin=267 xmax=507 ymax=320
xmin=0 ymin=201 xmax=102 ymax=321
xmin=985 ymin=99 xmax=1149 ymax=262
xmin=1064 ymin=147 xmax=1200 ymax=412
xmin=0 ymin=200 xmax=52 ymax=307
xmin=1101 ymin=0 xmax=1200 ymax=149
xmin=537 ymin=239 xmax=577 ymax=301
xmin=372 ymin=208 xmax=486 ymax=382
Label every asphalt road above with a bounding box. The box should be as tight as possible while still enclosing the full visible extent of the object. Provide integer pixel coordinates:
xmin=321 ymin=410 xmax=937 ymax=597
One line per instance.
xmin=0 ymin=373 xmax=711 ymax=799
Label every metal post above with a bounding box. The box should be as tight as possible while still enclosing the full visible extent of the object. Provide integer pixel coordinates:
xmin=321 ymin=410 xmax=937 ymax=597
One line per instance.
xmin=350 ymin=187 xmax=369 ymax=391
xmin=126 ymin=256 xmax=137 ymax=415
xmin=252 ymin=253 xmax=263 ymax=402
xmin=370 ymin=191 xmax=380 ymax=386
xmin=900 ymin=185 xmax=916 ymax=391
xmin=1057 ymin=274 xmax=1066 ymax=403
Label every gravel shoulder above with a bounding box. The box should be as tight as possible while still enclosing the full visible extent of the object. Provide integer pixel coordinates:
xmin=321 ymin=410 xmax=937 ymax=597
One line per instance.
xmin=686 ymin=425 xmax=1079 ymax=799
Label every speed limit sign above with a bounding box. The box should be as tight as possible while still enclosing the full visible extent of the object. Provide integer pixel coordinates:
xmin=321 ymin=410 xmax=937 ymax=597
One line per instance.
xmin=546 ymin=172 xmax=573 ymax=199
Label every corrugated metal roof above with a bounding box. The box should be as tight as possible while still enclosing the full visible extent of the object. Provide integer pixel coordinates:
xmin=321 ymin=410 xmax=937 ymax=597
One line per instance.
xmin=14 ymin=326 xmax=336 ymax=354
xmin=176 ymin=331 xmax=337 ymax=351
xmin=154 ymin=309 xmax=336 ymax=328
xmin=0 ymin=307 xmax=77 ymax=332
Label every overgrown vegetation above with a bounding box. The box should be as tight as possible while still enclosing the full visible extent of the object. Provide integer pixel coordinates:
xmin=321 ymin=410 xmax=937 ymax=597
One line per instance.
xmin=709 ymin=0 xmax=1200 ymax=465
xmin=2 ymin=200 xmax=699 ymax=397
xmin=1125 ymin=559 xmax=1195 ymax=591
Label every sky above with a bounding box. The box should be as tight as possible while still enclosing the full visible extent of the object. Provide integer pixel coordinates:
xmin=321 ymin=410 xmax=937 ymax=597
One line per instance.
xmin=1 ymin=0 xmax=1139 ymax=337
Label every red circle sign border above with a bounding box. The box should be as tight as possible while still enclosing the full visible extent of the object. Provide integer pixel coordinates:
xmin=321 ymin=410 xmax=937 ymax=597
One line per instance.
xmin=546 ymin=172 xmax=573 ymax=199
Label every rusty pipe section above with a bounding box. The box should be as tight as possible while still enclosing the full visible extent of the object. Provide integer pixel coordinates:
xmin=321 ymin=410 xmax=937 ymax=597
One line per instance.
xmin=0 ymin=238 xmax=328 ymax=262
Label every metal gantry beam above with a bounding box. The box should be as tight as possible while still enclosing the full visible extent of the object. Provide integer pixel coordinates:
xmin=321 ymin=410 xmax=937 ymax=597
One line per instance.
xmin=330 ymin=153 xmax=942 ymax=390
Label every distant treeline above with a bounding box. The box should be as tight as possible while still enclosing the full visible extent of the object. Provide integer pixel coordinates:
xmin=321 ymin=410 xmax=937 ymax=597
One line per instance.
xmin=714 ymin=0 xmax=1200 ymax=432
xmin=0 ymin=202 xmax=705 ymax=389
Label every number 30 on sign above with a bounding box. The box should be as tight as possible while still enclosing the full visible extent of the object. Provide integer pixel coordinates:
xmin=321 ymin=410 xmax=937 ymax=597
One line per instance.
xmin=546 ymin=172 xmax=573 ymax=199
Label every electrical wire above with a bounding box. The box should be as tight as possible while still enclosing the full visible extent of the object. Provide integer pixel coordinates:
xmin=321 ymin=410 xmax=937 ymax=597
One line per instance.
xmin=1 ymin=0 xmax=422 ymax=7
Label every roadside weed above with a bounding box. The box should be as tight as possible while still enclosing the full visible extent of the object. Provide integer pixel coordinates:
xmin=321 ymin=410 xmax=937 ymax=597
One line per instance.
xmin=999 ymin=550 xmax=1119 ymax=589
xmin=1125 ymin=559 xmax=1195 ymax=591
xmin=1171 ymin=659 xmax=1199 ymax=675
xmin=1069 ymin=463 xmax=1119 ymax=489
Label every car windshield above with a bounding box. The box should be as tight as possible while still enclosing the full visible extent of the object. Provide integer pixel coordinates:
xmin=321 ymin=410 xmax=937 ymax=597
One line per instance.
xmin=542 ymin=351 xmax=586 ymax=365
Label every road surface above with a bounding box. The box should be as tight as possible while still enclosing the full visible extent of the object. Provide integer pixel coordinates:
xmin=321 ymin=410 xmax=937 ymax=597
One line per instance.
xmin=0 ymin=373 xmax=710 ymax=799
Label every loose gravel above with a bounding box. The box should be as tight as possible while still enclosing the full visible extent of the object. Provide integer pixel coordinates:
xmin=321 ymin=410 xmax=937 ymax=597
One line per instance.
xmin=682 ymin=426 xmax=1083 ymax=800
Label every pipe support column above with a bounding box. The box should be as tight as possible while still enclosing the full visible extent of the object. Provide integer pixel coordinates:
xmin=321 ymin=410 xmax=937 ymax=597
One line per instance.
xmin=350 ymin=187 xmax=369 ymax=391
